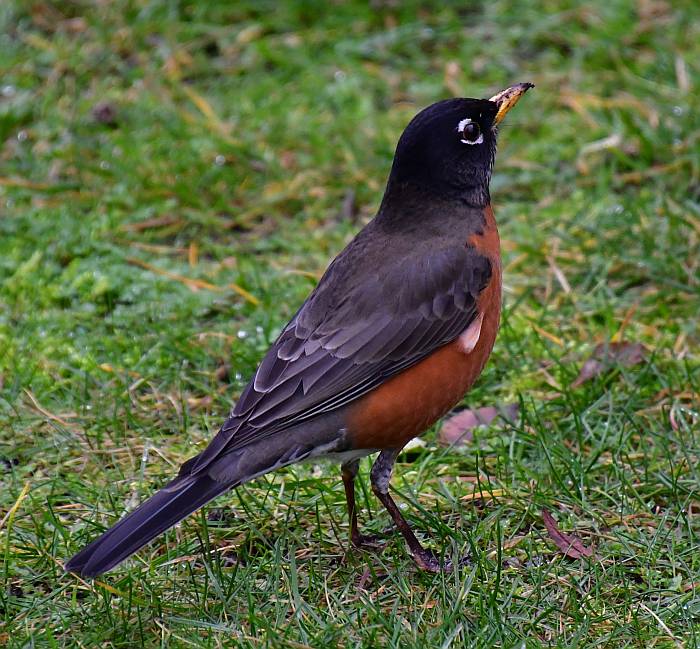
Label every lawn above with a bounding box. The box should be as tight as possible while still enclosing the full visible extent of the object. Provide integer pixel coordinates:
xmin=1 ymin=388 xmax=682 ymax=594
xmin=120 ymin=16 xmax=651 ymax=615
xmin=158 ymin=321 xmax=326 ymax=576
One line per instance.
xmin=1 ymin=1 xmax=699 ymax=647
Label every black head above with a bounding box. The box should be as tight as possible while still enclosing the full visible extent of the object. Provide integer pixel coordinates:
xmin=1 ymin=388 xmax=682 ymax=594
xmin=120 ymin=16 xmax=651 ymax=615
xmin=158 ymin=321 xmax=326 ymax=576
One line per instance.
xmin=383 ymin=83 xmax=533 ymax=209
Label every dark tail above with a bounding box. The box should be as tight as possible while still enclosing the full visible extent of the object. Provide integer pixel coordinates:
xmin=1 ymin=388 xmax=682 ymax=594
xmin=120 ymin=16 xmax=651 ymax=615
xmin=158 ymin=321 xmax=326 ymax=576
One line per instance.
xmin=64 ymin=473 xmax=231 ymax=578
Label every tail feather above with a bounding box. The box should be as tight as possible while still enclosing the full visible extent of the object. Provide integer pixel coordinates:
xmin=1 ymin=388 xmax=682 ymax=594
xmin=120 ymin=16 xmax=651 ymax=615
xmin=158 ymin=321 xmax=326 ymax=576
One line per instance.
xmin=64 ymin=474 xmax=231 ymax=578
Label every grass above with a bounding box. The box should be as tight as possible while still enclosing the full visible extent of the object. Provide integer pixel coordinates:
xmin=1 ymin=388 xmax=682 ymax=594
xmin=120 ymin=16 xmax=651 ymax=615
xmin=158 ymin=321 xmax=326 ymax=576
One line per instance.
xmin=1 ymin=0 xmax=699 ymax=646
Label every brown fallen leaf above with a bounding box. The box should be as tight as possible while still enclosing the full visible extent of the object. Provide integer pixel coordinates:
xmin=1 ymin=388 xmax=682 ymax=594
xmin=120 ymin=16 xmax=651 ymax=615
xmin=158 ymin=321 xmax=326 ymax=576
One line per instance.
xmin=119 ymin=215 xmax=183 ymax=232
xmin=92 ymin=102 xmax=119 ymax=127
xmin=188 ymin=241 xmax=199 ymax=267
xmin=542 ymin=510 xmax=593 ymax=559
xmin=356 ymin=567 xmax=388 ymax=592
xmin=439 ymin=403 xmax=519 ymax=446
xmin=357 ymin=567 xmax=372 ymax=591
xmin=61 ymin=17 xmax=88 ymax=34
xmin=571 ymin=341 xmax=647 ymax=388
xmin=215 ymin=361 xmax=231 ymax=383
xmin=461 ymin=488 xmax=506 ymax=502
xmin=186 ymin=395 xmax=213 ymax=411
xmin=670 ymin=408 xmax=679 ymax=431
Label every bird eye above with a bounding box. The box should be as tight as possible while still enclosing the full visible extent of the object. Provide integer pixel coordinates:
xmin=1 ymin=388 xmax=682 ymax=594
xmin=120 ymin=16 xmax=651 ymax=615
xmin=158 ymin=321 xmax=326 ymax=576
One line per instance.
xmin=457 ymin=119 xmax=483 ymax=145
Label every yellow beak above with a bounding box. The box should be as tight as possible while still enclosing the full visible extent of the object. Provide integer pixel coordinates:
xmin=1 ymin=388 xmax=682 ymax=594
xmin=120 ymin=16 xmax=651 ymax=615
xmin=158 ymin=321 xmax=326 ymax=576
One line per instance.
xmin=489 ymin=82 xmax=534 ymax=125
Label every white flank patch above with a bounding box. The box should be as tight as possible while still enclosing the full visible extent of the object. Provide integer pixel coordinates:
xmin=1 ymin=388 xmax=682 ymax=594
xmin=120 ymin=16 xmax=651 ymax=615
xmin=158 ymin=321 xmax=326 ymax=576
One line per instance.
xmin=458 ymin=312 xmax=484 ymax=353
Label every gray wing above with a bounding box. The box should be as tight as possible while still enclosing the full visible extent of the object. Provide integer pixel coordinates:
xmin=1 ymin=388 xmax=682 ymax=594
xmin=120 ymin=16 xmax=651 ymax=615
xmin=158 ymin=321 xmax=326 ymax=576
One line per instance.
xmin=190 ymin=243 xmax=491 ymax=474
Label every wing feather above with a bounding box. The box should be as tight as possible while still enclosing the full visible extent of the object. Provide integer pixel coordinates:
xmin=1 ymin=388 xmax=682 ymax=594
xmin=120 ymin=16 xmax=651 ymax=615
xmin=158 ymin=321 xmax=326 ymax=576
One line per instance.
xmin=191 ymin=243 xmax=491 ymax=474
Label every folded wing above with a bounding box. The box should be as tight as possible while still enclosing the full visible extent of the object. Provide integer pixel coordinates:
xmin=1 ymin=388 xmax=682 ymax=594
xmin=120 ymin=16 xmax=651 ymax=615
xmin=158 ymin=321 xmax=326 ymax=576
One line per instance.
xmin=191 ymin=243 xmax=491 ymax=474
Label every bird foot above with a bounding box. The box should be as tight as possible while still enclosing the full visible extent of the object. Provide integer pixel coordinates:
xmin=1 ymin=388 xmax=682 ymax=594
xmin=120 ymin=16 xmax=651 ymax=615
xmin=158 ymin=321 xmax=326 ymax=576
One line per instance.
xmin=411 ymin=548 xmax=467 ymax=573
xmin=351 ymin=532 xmax=385 ymax=551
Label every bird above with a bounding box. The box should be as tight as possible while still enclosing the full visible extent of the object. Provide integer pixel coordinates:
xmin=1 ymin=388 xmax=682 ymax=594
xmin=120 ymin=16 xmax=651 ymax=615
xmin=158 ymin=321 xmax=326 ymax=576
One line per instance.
xmin=65 ymin=82 xmax=533 ymax=577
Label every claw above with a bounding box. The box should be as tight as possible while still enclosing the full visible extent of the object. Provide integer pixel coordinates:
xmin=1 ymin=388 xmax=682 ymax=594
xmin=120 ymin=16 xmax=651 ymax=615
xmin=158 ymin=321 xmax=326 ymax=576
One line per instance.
xmin=351 ymin=532 xmax=384 ymax=551
xmin=412 ymin=547 xmax=453 ymax=573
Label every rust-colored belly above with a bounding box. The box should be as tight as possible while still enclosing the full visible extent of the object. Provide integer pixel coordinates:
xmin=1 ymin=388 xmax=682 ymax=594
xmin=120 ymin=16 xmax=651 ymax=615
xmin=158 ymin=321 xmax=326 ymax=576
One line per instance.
xmin=346 ymin=205 xmax=502 ymax=450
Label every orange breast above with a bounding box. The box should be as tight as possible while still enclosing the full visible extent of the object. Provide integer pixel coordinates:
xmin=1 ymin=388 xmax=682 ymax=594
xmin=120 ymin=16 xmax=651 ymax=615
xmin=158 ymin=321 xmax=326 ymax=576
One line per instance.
xmin=346 ymin=205 xmax=502 ymax=450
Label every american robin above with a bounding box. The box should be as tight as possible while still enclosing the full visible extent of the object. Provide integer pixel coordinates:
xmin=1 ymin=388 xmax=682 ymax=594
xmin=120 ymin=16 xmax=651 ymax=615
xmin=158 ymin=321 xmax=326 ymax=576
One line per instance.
xmin=66 ymin=82 xmax=533 ymax=577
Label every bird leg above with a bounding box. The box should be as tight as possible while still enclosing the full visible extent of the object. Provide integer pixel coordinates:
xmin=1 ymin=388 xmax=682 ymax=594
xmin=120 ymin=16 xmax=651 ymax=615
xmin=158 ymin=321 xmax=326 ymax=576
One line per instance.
xmin=370 ymin=448 xmax=451 ymax=573
xmin=341 ymin=459 xmax=382 ymax=549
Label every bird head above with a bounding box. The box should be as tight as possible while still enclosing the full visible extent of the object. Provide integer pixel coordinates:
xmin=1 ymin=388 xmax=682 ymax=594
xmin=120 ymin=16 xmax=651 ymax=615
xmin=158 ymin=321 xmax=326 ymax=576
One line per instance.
xmin=385 ymin=83 xmax=533 ymax=208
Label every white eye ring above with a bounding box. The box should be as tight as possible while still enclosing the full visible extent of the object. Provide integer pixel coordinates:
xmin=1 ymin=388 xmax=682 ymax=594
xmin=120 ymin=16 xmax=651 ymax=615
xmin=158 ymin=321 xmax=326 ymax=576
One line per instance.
xmin=457 ymin=117 xmax=483 ymax=145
